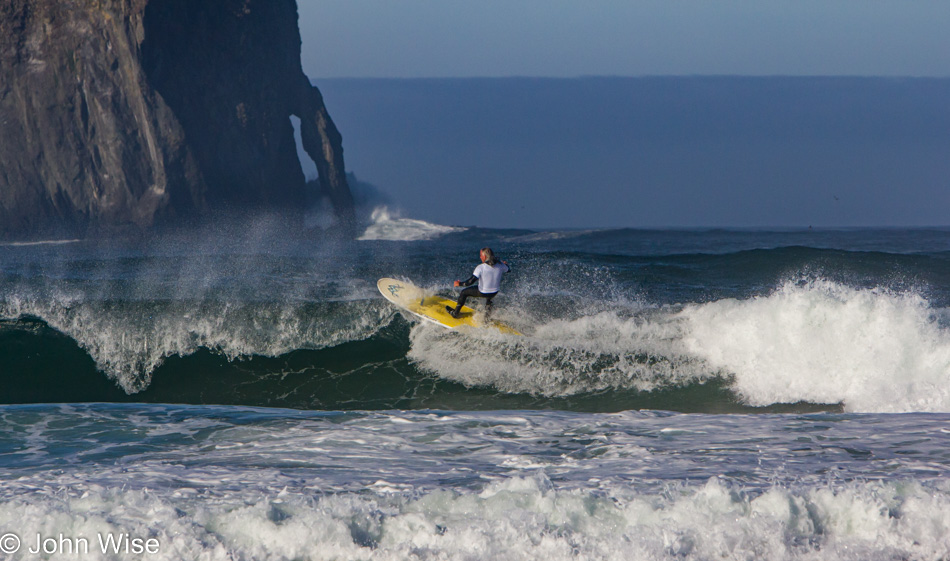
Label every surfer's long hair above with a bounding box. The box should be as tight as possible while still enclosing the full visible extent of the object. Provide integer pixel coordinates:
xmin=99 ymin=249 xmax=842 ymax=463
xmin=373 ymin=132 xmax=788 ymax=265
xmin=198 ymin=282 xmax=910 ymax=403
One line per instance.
xmin=480 ymin=247 xmax=498 ymax=266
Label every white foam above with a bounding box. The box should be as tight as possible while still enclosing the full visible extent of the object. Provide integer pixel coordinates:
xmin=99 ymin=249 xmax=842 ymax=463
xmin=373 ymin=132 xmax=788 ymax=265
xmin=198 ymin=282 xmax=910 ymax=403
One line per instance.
xmin=4 ymin=405 xmax=950 ymax=559
xmin=357 ymin=206 xmax=465 ymax=241
xmin=2 ymin=476 xmax=948 ymax=561
xmin=678 ymin=279 xmax=950 ymax=412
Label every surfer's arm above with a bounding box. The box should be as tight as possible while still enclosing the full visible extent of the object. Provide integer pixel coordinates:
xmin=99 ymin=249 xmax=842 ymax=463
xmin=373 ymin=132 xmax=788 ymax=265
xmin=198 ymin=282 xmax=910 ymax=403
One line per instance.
xmin=455 ymin=275 xmax=478 ymax=288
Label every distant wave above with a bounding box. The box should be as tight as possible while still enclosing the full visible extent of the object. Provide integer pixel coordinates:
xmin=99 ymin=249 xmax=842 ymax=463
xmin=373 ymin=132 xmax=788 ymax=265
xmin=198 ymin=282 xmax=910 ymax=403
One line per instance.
xmin=0 ymin=239 xmax=81 ymax=247
xmin=358 ymin=206 xmax=465 ymax=241
xmin=503 ymin=229 xmax=600 ymax=243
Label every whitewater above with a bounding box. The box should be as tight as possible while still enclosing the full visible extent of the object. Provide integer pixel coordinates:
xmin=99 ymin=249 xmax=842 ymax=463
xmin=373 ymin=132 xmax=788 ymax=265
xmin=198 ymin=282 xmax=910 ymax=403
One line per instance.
xmin=2 ymin=222 xmax=950 ymax=559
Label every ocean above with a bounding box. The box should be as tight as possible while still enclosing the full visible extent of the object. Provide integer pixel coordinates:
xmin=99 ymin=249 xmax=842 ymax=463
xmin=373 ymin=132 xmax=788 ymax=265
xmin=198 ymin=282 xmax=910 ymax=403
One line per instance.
xmin=2 ymin=216 xmax=950 ymax=559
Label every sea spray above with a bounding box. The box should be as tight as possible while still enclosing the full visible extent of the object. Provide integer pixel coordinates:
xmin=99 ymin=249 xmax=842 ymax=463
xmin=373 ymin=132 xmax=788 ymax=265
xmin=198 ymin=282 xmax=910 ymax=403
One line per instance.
xmin=407 ymin=310 xmax=698 ymax=397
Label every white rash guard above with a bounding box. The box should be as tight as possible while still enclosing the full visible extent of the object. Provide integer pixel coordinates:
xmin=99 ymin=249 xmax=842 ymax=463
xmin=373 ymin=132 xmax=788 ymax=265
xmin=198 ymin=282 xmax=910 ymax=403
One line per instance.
xmin=472 ymin=262 xmax=510 ymax=294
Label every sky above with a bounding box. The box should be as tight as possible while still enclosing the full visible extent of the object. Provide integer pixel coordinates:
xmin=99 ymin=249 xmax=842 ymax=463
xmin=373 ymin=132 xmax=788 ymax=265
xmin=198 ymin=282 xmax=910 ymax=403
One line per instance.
xmin=298 ymin=1 xmax=950 ymax=79
xmin=294 ymin=2 xmax=950 ymax=228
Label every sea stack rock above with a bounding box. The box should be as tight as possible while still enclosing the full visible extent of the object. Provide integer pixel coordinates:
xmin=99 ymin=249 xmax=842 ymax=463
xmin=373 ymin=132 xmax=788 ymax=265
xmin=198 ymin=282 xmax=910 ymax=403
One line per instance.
xmin=0 ymin=0 xmax=355 ymax=237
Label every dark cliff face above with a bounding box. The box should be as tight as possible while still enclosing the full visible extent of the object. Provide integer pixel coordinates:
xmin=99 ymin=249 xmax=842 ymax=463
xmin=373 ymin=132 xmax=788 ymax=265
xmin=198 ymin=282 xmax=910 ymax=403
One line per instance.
xmin=0 ymin=0 xmax=354 ymax=238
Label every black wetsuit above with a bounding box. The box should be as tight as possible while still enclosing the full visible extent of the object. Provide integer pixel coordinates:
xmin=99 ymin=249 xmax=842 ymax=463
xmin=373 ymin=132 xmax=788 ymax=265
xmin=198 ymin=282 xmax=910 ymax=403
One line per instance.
xmin=454 ymin=276 xmax=497 ymax=311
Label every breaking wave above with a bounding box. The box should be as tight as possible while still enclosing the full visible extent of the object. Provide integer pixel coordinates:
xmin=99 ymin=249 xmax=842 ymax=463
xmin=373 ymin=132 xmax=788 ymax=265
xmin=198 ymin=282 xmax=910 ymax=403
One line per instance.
xmin=0 ymin=292 xmax=394 ymax=393
xmin=4 ymin=228 xmax=950 ymax=414
xmin=407 ymin=279 xmax=950 ymax=413
xmin=5 ymin=277 xmax=950 ymax=413
xmin=679 ymin=279 xmax=950 ymax=412
xmin=358 ymin=207 xmax=466 ymax=241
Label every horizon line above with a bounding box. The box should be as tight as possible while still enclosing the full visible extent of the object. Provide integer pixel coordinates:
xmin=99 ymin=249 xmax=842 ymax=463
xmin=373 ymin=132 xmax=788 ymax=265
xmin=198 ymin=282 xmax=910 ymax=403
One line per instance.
xmin=310 ymin=74 xmax=950 ymax=81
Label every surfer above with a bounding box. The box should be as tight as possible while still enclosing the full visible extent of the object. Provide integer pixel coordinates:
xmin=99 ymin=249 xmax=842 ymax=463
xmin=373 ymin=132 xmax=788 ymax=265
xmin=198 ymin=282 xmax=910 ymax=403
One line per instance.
xmin=446 ymin=247 xmax=510 ymax=318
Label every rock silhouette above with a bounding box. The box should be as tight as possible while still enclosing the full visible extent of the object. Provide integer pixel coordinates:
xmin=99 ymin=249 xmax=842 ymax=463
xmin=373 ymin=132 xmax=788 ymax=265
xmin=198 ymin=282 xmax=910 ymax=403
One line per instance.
xmin=0 ymin=0 xmax=354 ymax=237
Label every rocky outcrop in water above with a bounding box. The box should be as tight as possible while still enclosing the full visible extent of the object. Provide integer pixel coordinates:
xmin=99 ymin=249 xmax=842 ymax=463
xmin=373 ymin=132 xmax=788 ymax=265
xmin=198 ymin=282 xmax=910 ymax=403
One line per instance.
xmin=0 ymin=0 xmax=354 ymax=238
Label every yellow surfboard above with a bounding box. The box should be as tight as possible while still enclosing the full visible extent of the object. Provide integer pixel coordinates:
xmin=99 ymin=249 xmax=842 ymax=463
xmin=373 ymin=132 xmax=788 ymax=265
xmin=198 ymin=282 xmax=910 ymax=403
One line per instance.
xmin=377 ymin=278 xmax=520 ymax=334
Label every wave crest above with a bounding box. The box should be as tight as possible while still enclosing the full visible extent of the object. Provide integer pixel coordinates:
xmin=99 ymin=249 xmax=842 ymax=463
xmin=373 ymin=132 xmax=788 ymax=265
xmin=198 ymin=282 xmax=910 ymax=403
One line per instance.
xmin=1 ymin=293 xmax=393 ymax=393
xmin=679 ymin=279 xmax=950 ymax=413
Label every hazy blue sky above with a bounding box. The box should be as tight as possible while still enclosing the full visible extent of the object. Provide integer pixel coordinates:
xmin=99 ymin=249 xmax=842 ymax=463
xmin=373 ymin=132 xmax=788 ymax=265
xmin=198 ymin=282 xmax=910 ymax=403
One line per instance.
xmin=299 ymin=1 xmax=950 ymax=78
xmin=294 ymin=2 xmax=950 ymax=228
